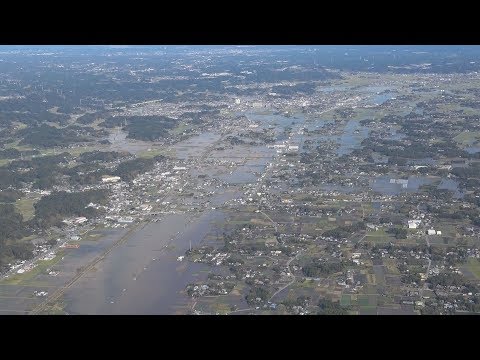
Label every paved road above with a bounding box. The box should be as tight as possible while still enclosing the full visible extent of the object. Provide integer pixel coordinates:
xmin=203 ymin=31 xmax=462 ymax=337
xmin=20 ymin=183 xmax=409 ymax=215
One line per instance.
xmin=269 ymin=250 xmax=303 ymax=302
xmin=258 ymin=210 xmax=278 ymax=232
xmin=420 ymin=218 xmax=432 ymax=298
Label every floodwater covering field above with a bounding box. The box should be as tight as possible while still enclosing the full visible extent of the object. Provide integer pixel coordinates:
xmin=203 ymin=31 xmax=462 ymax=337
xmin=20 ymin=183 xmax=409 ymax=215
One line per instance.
xmin=64 ymin=212 xmax=221 ymax=314
xmin=33 ymin=112 xmax=289 ymax=314
xmin=1 ymin=104 xmax=466 ymax=315
xmin=107 ymin=129 xmax=158 ymax=155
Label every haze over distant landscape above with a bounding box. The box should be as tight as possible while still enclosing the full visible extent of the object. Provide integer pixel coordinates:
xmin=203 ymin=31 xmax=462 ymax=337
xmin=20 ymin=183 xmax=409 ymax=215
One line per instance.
xmin=1 ymin=45 xmax=480 ymax=315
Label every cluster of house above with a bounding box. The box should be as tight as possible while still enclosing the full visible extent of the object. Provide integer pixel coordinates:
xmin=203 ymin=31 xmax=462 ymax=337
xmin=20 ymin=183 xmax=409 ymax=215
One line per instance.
xmin=33 ymin=290 xmax=48 ymax=297
xmin=268 ymin=143 xmax=299 ymax=154
xmin=390 ymin=178 xmax=409 ymax=189
xmin=63 ymin=216 xmax=88 ymax=225
xmin=407 ymin=219 xmax=441 ymax=235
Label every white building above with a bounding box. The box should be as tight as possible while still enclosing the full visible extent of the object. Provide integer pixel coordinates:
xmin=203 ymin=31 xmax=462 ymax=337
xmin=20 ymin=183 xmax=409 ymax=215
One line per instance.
xmin=408 ymin=220 xmax=421 ymax=229
xmin=102 ymin=176 xmax=121 ymax=183
xmin=427 ymin=229 xmax=436 ymax=235
xmin=390 ymin=178 xmax=408 ymax=188
xmin=366 ymin=224 xmax=378 ymax=231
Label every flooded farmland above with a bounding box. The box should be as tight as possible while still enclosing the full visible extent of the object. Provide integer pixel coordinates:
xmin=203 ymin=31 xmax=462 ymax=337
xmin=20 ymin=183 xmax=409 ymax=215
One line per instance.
xmin=64 ymin=212 xmax=223 ymax=314
xmin=2 ymin=101 xmax=473 ymax=315
xmin=33 ymin=112 xmax=288 ymax=314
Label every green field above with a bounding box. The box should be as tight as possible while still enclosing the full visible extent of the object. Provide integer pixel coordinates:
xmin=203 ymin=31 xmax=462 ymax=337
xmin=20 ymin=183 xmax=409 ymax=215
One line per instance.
xmin=14 ymin=197 xmax=37 ymax=220
xmin=349 ymin=108 xmax=386 ymax=121
xmin=366 ymin=227 xmax=388 ymax=237
xmin=4 ymin=139 xmax=33 ymax=151
xmin=467 ymin=258 xmax=480 ymax=280
xmin=137 ymin=148 xmax=174 ymax=159
xmin=297 ymin=279 xmax=317 ymax=289
xmin=340 ymin=76 xmax=374 ymax=87
xmin=365 ymin=228 xmax=391 ymax=243
xmin=41 ymin=145 xmax=96 ymax=157
xmin=171 ymin=122 xmax=192 ymax=135
xmin=0 ymin=252 xmax=64 ymax=285
xmin=434 ymin=222 xmax=459 ymax=239
xmin=340 ymin=294 xmax=351 ymax=306
xmin=383 ymin=258 xmax=400 ymax=275
xmin=359 ymin=306 xmax=377 ymax=315
xmin=211 ymin=302 xmax=233 ymax=315
xmin=453 ymin=131 xmax=480 ymax=145
xmin=315 ymin=218 xmax=338 ymax=231
xmin=357 ymin=295 xmax=370 ymax=307
xmin=44 ymin=301 xmax=68 ymax=315
xmin=440 ymin=104 xmax=480 ymax=117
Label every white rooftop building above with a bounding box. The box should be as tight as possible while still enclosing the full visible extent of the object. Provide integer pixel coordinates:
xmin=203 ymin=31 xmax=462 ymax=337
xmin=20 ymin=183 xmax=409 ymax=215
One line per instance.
xmin=74 ymin=217 xmax=88 ymax=224
xmin=408 ymin=220 xmax=421 ymax=229
xmin=102 ymin=176 xmax=121 ymax=183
